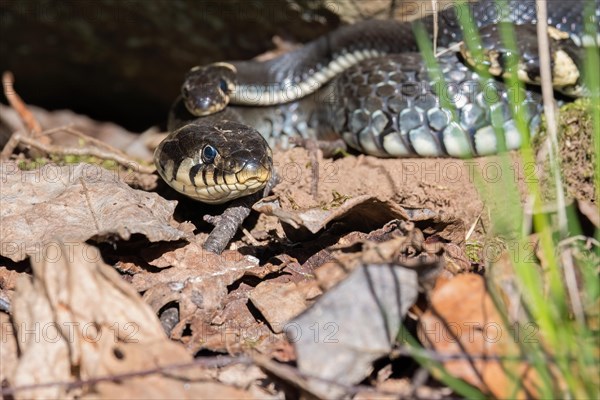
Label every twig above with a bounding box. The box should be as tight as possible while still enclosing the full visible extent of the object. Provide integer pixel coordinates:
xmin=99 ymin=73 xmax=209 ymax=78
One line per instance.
xmin=252 ymin=354 xmax=327 ymax=397
xmin=0 ymin=355 xmax=250 ymax=397
xmin=2 ymin=71 xmax=43 ymax=136
xmin=465 ymin=211 xmax=483 ymax=241
xmin=241 ymin=227 xmax=261 ymax=246
xmin=289 ymin=136 xmax=347 ymax=201
xmin=535 ymin=0 xmax=568 ymax=236
xmin=46 ymin=125 xmax=132 ymax=157
xmin=0 ymin=131 xmax=155 ymax=174
xmin=435 ymin=41 xmax=463 ymax=58
xmin=431 ymin=0 xmax=439 ymax=55
xmin=536 ymin=0 xmax=584 ymax=326
xmin=203 ymin=192 xmax=263 ymax=254
xmin=560 ymin=247 xmax=585 ymax=324
xmin=203 ymin=173 xmax=279 ymax=254
xmin=558 ymin=235 xmax=600 ymax=249
xmin=0 ymin=345 xmax=556 ymax=398
xmin=303 ymin=138 xmax=321 ymax=201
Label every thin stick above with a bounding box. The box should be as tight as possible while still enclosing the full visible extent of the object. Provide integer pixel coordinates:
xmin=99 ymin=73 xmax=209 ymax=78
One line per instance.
xmin=435 ymin=41 xmax=463 ymax=58
xmin=465 ymin=211 xmax=482 ymax=241
xmin=536 ymin=0 xmax=584 ymax=327
xmin=560 ymin=247 xmax=585 ymax=324
xmin=202 ymin=191 xmax=261 ymax=254
xmin=535 ymin=1 xmax=567 ymax=236
xmin=431 ymin=0 xmax=439 ymax=55
xmin=1 ymin=356 xmax=249 ymax=397
xmin=241 ymin=227 xmax=261 ymax=246
xmin=0 ymin=132 xmax=155 ymax=174
xmin=2 ymin=71 xmax=43 ymax=136
xmin=45 ymin=125 xmax=131 ymax=157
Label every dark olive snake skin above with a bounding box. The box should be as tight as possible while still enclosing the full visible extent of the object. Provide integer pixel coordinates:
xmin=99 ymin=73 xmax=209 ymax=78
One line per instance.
xmin=156 ymin=0 xmax=599 ymax=203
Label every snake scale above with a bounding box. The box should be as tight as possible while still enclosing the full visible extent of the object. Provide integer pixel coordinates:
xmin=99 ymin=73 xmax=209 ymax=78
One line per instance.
xmin=155 ymin=0 xmax=599 ymax=204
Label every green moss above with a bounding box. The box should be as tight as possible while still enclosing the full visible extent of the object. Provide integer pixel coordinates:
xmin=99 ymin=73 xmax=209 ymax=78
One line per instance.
xmin=533 ymin=99 xmax=596 ymax=203
xmin=320 ymin=190 xmax=351 ymax=210
xmin=465 ymin=241 xmax=484 ymax=263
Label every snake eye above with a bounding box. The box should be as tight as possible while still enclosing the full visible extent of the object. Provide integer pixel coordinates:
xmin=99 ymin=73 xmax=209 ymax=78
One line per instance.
xmin=219 ymin=79 xmax=229 ymax=93
xmin=201 ymin=145 xmax=217 ymax=164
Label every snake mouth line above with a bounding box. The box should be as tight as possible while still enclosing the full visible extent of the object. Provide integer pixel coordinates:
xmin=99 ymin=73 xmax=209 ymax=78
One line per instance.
xmin=183 ymin=101 xmax=228 ymax=117
xmin=155 ymin=155 xmax=272 ymax=204
xmin=161 ymin=172 xmax=270 ymax=204
xmin=185 ymin=178 xmax=269 ymax=204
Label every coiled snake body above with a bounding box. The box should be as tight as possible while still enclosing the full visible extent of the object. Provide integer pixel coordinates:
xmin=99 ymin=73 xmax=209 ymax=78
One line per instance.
xmin=155 ymin=0 xmax=598 ymax=203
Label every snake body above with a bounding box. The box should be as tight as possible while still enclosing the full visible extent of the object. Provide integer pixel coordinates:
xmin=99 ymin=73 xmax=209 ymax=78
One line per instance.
xmin=156 ymin=0 xmax=598 ymax=203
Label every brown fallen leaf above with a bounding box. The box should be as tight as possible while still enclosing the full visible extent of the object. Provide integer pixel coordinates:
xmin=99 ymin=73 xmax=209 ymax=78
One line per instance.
xmin=418 ymin=273 xmax=540 ymax=398
xmin=0 ymin=161 xmax=192 ymax=262
xmin=134 ymin=236 xmax=291 ymax=355
xmin=136 ymin=237 xmax=275 ymax=311
xmin=248 ymin=281 xmax=317 ymax=333
xmin=6 ymin=240 xmax=255 ymax=399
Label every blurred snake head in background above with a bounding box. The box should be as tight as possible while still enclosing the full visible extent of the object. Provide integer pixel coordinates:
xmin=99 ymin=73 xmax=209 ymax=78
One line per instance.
xmin=181 ymin=62 xmax=237 ymax=116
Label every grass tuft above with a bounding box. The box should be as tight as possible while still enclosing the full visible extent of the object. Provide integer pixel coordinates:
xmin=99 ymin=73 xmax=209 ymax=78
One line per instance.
xmin=402 ymin=1 xmax=599 ymax=398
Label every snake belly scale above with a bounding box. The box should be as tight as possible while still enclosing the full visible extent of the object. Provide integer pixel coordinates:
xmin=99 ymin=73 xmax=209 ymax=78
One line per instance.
xmin=155 ymin=0 xmax=598 ymax=203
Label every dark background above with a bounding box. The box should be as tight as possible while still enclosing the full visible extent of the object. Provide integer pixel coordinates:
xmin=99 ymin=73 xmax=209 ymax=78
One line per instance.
xmin=0 ymin=0 xmax=340 ymax=131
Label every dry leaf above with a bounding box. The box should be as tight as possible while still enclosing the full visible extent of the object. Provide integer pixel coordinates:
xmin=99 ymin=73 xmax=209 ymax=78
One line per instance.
xmin=248 ymin=281 xmax=313 ymax=333
xmin=0 ymin=161 xmax=191 ymax=262
xmin=133 ymin=237 xmax=291 ymax=355
xmin=253 ymin=195 xmax=409 ymax=234
xmin=418 ymin=273 xmax=539 ymax=398
xmin=288 ymin=264 xmax=419 ymax=398
xmin=6 ymin=240 xmax=256 ymax=399
xmin=254 ymin=194 xmax=465 ymax=243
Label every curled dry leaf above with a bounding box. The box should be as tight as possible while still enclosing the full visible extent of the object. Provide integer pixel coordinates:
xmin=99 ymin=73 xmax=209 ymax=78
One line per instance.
xmin=7 ymin=241 xmax=254 ymax=399
xmin=0 ymin=161 xmax=191 ymax=262
xmin=136 ymin=237 xmax=269 ymax=310
xmin=253 ymin=195 xmax=408 ymax=234
xmin=254 ymin=194 xmax=465 ymax=244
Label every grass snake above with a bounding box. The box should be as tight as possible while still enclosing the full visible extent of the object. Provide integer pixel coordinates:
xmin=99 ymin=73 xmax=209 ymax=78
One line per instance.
xmin=155 ymin=0 xmax=598 ymax=204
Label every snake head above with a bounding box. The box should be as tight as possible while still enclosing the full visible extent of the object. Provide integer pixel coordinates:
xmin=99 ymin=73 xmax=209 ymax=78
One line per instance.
xmin=181 ymin=62 xmax=237 ymax=116
xmin=154 ymin=120 xmax=273 ymax=204
xmin=461 ymin=23 xmax=585 ymax=97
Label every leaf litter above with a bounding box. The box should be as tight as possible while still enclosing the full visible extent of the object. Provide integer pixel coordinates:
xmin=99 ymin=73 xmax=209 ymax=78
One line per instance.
xmin=1 ymin=79 xmax=596 ymax=399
